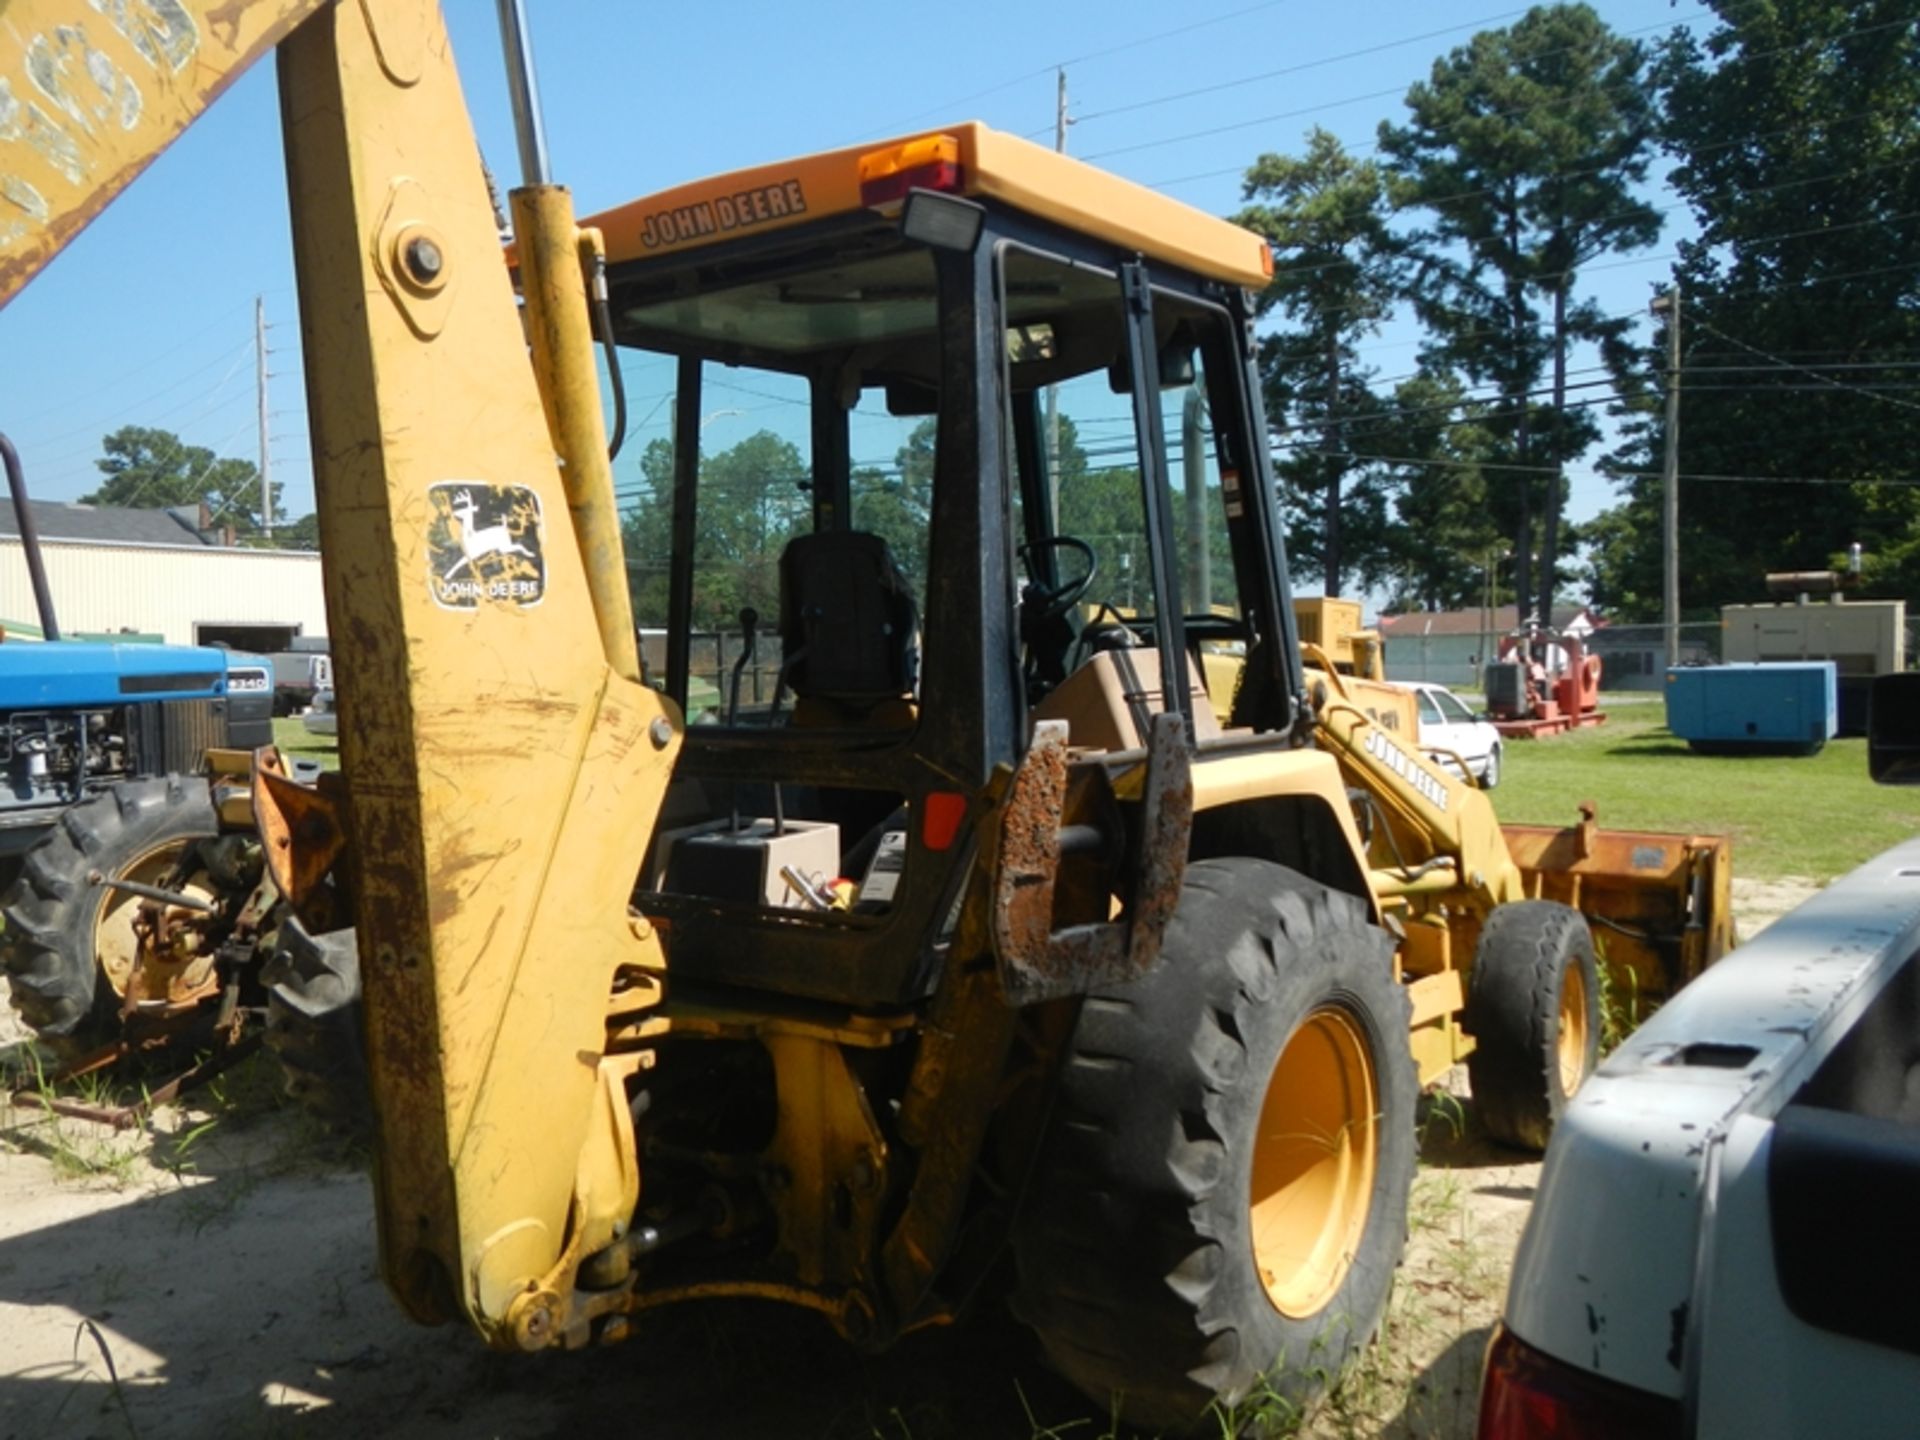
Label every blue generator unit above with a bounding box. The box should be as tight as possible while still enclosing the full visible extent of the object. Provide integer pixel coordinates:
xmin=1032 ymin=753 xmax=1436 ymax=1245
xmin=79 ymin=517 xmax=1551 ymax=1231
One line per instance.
xmin=1664 ymin=662 xmax=1839 ymax=756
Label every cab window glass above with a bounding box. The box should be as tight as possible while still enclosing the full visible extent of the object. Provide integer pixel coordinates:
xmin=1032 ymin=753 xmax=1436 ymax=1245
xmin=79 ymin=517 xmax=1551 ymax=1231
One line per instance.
xmin=1154 ymin=310 xmax=1241 ymax=620
xmin=620 ymin=363 xmax=813 ymax=721
xmin=1000 ymin=248 xmax=1159 ymax=622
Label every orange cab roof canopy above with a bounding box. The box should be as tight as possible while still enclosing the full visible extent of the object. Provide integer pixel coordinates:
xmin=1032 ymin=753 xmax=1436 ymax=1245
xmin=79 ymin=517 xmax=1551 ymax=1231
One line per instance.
xmin=583 ymin=122 xmax=1274 ymax=290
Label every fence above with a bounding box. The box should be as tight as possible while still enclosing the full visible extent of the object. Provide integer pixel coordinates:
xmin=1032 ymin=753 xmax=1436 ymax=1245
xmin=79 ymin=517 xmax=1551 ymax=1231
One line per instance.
xmin=640 ymin=629 xmax=785 ymax=721
xmin=1385 ymin=621 xmax=1725 ymax=692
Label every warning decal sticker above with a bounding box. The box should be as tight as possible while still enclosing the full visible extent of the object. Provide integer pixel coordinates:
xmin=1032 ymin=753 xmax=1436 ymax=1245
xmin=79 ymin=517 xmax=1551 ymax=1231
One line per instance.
xmin=426 ymin=482 xmax=546 ymax=610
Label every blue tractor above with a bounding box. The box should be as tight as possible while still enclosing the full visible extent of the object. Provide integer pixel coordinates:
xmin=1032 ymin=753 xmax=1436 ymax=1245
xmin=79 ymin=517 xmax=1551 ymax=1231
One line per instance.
xmin=0 ymin=436 xmax=278 ymax=1057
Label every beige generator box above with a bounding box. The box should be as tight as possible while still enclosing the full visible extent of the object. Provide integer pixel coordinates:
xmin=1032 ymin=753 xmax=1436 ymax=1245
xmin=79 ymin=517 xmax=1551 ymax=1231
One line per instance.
xmin=1721 ymin=596 xmax=1906 ymax=737
xmin=1294 ymin=597 xmax=1364 ymax=660
xmin=1721 ymin=598 xmax=1906 ymax=676
xmin=653 ymin=817 xmax=841 ymax=908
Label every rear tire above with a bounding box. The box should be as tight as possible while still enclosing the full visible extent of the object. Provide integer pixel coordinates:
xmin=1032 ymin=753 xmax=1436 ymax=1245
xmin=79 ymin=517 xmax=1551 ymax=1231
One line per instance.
xmin=262 ymin=918 xmax=370 ymax=1137
xmin=1481 ymin=743 xmax=1502 ymax=790
xmin=1 ymin=777 xmax=219 ymax=1055
xmin=1013 ymin=858 xmax=1417 ymax=1434
xmin=1465 ymin=901 xmax=1599 ymax=1151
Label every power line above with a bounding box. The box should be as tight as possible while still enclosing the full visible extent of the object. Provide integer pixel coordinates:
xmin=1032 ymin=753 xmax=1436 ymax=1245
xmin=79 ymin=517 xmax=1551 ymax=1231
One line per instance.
xmin=1687 ymin=314 xmax=1920 ymax=415
xmin=15 ymin=296 xmax=258 ymax=426
xmin=1287 ymin=447 xmax=1920 ymax=488
xmin=839 ymin=0 xmax=1293 ymax=143
xmin=21 ymin=331 xmax=258 ymax=459
xmin=1086 ymin=4 xmax=1870 ymax=164
xmin=1354 ymin=255 xmax=1920 ymax=364
xmin=1074 ymin=8 xmax=1534 ymax=127
xmin=1261 ymin=149 xmax=1916 ymax=288
xmin=1143 ymin=17 xmax=1915 ymax=187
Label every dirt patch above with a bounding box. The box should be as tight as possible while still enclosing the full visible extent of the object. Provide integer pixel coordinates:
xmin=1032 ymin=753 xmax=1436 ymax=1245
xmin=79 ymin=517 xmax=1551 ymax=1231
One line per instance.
xmin=0 ymin=875 xmax=1817 ymax=1438
xmin=1730 ymin=875 xmax=1823 ymax=939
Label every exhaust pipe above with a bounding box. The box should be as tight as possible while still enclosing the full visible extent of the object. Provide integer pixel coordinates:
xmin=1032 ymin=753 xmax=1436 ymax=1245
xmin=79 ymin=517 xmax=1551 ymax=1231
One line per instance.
xmin=0 ymin=433 xmax=61 ymax=642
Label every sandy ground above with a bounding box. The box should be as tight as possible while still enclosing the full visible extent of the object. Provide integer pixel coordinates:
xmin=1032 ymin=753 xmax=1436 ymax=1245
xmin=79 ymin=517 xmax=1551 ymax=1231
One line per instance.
xmin=0 ymin=876 xmax=1820 ymax=1440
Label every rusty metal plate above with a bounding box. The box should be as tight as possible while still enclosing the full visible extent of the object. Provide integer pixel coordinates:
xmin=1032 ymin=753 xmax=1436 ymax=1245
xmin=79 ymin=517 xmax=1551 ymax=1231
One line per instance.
xmin=251 ymin=746 xmax=347 ymax=907
xmin=990 ymin=714 xmax=1194 ymax=1006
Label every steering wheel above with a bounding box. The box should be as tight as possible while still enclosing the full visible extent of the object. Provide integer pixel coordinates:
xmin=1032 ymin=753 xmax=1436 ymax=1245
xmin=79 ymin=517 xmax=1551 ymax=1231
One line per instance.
xmin=1017 ymin=536 xmax=1098 ymax=621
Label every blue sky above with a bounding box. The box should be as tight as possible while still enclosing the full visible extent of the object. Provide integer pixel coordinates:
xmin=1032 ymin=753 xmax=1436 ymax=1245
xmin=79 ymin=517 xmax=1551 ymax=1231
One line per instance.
xmin=2 ymin=0 xmax=1701 ymax=533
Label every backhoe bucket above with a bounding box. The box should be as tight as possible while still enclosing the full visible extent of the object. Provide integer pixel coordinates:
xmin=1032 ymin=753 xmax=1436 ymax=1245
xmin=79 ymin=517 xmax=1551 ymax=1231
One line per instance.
xmin=1501 ymin=805 xmax=1734 ymax=1012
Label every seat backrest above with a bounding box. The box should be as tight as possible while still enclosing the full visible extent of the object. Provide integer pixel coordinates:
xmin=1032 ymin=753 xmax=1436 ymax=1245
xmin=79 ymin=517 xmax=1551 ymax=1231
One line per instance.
xmin=778 ymin=531 xmax=919 ymax=704
xmin=1032 ymin=647 xmax=1222 ymax=752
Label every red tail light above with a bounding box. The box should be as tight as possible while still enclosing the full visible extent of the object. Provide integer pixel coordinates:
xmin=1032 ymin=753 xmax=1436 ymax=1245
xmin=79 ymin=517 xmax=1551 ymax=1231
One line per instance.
xmin=859 ymin=160 xmax=962 ymax=208
xmin=920 ymin=791 xmax=967 ymax=852
xmin=1477 ymin=1326 xmax=1683 ymax=1440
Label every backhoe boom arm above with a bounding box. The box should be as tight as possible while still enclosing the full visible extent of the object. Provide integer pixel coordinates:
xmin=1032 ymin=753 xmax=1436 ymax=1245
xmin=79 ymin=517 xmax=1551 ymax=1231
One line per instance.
xmin=3 ymin=0 xmax=681 ymax=1345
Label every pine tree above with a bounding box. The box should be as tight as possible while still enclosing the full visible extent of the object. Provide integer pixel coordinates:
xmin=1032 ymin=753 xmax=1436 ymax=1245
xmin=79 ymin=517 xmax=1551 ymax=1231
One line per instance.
xmin=1235 ymin=129 xmax=1407 ymax=595
xmin=1590 ymin=0 xmax=1920 ymax=615
xmin=1381 ymin=3 xmax=1660 ymax=625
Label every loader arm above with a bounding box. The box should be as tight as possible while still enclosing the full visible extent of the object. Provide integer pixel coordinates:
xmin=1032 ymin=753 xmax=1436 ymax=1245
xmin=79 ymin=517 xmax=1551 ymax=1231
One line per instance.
xmin=1304 ymin=655 xmax=1525 ymax=907
xmin=3 ymin=0 xmax=679 ymax=1348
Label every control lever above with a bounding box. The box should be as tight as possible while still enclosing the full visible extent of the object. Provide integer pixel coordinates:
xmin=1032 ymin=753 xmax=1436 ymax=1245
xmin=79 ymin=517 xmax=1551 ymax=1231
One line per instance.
xmin=729 ymin=607 xmax=758 ymax=832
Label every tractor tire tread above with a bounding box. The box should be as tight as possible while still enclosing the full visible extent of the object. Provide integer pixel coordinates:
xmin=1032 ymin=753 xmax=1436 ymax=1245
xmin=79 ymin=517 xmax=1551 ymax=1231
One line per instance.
xmin=1465 ymin=900 xmax=1599 ymax=1152
xmin=1013 ymin=857 xmax=1416 ymax=1435
xmin=262 ymin=918 xmax=371 ymax=1137
xmin=0 ymin=776 xmax=217 ymax=1054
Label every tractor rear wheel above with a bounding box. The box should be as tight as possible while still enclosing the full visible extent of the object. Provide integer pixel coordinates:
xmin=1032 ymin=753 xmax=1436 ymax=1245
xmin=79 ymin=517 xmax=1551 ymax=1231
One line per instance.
xmin=1465 ymin=900 xmax=1599 ymax=1151
xmin=262 ymin=917 xmax=370 ymax=1137
xmin=1013 ymin=858 xmax=1416 ymax=1435
xmin=1 ymin=778 xmax=220 ymax=1056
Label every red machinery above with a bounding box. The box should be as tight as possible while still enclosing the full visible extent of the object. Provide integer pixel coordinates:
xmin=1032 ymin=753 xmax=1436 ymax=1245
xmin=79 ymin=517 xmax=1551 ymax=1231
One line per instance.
xmin=1484 ymin=625 xmax=1606 ymax=738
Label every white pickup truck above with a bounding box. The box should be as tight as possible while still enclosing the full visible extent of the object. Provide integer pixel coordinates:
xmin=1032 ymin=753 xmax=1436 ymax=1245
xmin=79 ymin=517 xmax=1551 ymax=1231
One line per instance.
xmin=1479 ymin=676 xmax=1920 ymax=1439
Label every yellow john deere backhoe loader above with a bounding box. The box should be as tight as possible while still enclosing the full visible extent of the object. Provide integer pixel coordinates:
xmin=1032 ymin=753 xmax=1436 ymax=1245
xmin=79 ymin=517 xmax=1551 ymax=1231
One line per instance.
xmin=0 ymin=3 xmax=1732 ymax=1431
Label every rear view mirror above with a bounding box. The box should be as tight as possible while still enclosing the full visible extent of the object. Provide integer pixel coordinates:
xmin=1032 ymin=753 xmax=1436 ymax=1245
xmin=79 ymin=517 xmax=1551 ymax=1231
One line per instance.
xmin=1868 ymin=672 xmax=1920 ymax=784
xmin=1105 ymin=341 xmax=1199 ymax=393
xmin=885 ymin=380 xmax=938 ymax=416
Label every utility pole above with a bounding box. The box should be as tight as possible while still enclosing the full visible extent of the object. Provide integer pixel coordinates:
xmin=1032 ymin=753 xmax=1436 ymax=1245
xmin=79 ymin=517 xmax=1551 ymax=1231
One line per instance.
xmin=1044 ymin=66 xmax=1067 ymax=522
xmin=255 ymin=294 xmax=273 ymax=539
xmin=1654 ymin=286 xmax=1681 ymax=666
xmin=1183 ymin=388 xmax=1210 ymax=610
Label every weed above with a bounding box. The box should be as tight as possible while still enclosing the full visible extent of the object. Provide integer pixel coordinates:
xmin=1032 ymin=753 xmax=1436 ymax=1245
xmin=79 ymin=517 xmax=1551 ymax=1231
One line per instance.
xmin=1213 ymin=1371 xmax=1305 ymax=1437
xmin=1017 ymin=1379 xmax=1111 ymax=1438
xmin=10 ymin=1053 xmax=143 ymax=1186
xmin=1592 ymin=945 xmax=1642 ymax=1057
xmin=94 ymin=1264 xmax=131 ymax=1308
xmin=73 ymin=1318 xmax=139 ymax=1440
xmin=198 ymin=1047 xmax=292 ymax=1128
xmin=160 ymin=1115 xmax=220 ymax=1182
xmin=1408 ymin=1165 xmax=1464 ymax=1236
xmin=174 ymin=1159 xmax=264 ymax=1236
xmin=1417 ymin=1088 xmax=1468 ymax=1151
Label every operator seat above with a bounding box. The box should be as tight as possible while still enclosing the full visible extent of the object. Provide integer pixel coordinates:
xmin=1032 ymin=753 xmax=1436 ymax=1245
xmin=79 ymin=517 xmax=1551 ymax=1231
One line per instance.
xmin=778 ymin=530 xmax=920 ymax=715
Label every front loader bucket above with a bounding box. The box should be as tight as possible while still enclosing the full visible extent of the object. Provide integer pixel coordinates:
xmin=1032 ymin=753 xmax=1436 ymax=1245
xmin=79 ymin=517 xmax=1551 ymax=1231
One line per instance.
xmin=1500 ymin=806 xmax=1734 ymax=1012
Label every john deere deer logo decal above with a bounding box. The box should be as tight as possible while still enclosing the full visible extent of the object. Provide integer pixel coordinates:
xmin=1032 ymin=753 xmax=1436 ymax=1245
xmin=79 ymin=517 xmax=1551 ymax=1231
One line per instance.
xmin=427 ymin=482 xmax=546 ymax=609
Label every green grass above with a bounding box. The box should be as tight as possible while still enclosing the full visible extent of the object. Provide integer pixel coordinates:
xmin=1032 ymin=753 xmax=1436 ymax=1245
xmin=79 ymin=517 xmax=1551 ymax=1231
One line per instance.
xmin=270 ymin=693 xmax=1904 ymax=876
xmin=271 ymin=717 xmax=339 ymax=771
xmin=1489 ymin=702 xmax=1920 ymax=883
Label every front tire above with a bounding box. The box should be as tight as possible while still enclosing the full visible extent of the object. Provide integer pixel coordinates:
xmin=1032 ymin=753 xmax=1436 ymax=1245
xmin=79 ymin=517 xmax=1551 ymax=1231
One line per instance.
xmin=1013 ymin=858 xmax=1417 ymax=1434
xmin=1465 ymin=901 xmax=1599 ymax=1151
xmin=262 ymin=918 xmax=370 ymax=1136
xmin=1481 ymin=743 xmax=1502 ymax=789
xmin=1 ymin=777 xmax=219 ymax=1055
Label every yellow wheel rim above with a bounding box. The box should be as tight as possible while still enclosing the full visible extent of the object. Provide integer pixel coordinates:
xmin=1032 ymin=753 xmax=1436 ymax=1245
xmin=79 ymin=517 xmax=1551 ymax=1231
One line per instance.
xmin=1557 ymin=965 xmax=1590 ymax=1096
xmin=94 ymin=840 xmax=215 ymax=998
xmin=1249 ymin=1005 xmax=1380 ymax=1318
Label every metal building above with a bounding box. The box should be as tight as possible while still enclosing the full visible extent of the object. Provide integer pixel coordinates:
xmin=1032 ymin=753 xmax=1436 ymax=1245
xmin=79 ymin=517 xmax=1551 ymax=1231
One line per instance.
xmin=0 ymin=499 xmax=325 ymax=646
